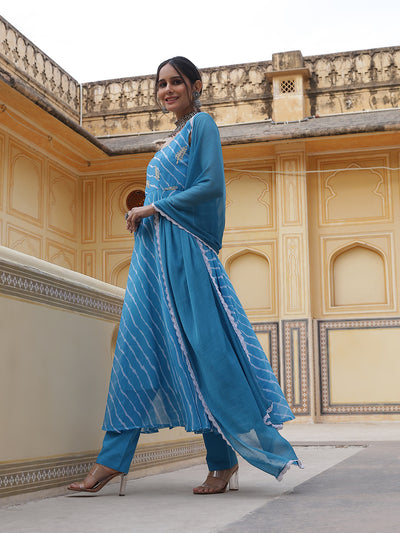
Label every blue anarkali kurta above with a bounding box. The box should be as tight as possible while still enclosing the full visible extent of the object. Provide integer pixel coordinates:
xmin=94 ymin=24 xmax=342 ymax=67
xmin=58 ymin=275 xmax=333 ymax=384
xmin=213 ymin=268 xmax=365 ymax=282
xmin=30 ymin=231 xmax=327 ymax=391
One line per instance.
xmin=103 ymin=112 xmax=301 ymax=479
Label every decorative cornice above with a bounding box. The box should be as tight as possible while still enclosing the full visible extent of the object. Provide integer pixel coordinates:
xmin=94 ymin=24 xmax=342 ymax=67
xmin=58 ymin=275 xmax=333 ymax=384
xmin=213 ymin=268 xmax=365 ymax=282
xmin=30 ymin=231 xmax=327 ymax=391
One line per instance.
xmin=0 ymin=258 xmax=123 ymax=321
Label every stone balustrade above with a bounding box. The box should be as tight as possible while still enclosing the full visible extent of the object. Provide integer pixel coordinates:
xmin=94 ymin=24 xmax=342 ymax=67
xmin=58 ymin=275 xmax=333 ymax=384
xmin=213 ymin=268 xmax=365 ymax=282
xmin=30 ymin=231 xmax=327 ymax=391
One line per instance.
xmin=305 ymin=47 xmax=400 ymax=115
xmin=81 ymin=47 xmax=400 ymax=135
xmin=0 ymin=15 xmax=80 ymax=121
xmin=82 ymin=61 xmax=272 ymax=116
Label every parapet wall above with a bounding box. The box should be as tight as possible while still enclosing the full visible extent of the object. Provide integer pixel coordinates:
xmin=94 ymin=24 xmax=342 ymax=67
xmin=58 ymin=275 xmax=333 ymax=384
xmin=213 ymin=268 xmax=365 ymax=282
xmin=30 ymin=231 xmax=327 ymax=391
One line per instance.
xmin=81 ymin=61 xmax=273 ymax=136
xmin=305 ymin=47 xmax=400 ymax=115
xmin=1 ymin=13 xmax=400 ymax=137
xmin=0 ymin=16 xmax=80 ymax=122
xmin=81 ymin=47 xmax=400 ymax=136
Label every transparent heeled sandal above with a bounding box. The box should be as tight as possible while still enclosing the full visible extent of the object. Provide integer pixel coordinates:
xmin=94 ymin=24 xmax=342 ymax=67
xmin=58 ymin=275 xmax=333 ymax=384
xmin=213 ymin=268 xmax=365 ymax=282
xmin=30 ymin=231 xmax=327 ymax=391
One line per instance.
xmin=68 ymin=465 xmax=128 ymax=496
xmin=226 ymin=468 xmax=239 ymax=491
xmin=193 ymin=464 xmax=239 ymax=494
xmin=118 ymin=473 xmax=128 ymax=496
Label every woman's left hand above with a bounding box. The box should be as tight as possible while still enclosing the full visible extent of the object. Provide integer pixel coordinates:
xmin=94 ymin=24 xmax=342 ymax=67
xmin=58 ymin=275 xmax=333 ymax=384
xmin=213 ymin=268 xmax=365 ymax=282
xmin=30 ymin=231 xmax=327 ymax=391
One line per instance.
xmin=126 ymin=204 xmax=156 ymax=233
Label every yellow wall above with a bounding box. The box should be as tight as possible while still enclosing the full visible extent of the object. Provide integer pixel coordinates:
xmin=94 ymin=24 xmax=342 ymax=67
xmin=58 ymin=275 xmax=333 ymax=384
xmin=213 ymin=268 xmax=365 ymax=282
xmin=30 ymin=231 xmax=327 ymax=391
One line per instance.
xmin=307 ymin=150 xmax=400 ymax=317
xmin=327 ymin=328 xmax=400 ymax=404
xmin=0 ymin=79 xmax=149 ymax=286
xmin=80 ymin=168 xmax=147 ymax=286
xmin=0 ymin=131 xmax=80 ymax=268
xmin=1 ymin=294 xmax=114 ymax=461
xmin=2 ymin=84 xmax=400 ymax=426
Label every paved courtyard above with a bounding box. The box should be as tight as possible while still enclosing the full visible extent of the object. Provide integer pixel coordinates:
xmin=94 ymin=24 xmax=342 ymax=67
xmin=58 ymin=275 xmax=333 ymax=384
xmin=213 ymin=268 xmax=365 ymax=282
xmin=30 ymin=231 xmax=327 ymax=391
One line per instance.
xmin=0 ymin=422 xmax=399 ymax=533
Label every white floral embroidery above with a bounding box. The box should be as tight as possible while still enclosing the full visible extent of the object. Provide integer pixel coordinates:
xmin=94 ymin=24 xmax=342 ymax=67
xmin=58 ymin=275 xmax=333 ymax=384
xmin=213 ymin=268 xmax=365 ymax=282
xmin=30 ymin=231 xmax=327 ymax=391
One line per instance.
xmin=175 ymin=146 xmax=187 ymax=164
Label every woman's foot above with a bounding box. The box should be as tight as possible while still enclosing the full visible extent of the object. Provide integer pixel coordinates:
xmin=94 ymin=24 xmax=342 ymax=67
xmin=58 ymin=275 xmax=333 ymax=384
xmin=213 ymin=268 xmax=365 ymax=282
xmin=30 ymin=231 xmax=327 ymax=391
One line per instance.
xmin=193 ymin=464 xmax=239 ymax=494
xmin=68 ymin=464 xmax=123 ymax=493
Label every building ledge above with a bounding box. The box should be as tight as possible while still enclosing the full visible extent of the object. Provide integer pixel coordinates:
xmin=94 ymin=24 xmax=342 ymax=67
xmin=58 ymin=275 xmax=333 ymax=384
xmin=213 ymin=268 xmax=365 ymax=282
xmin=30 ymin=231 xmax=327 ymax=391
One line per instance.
xmin=0 ymin=246 xmax=124 ymax=320
xmin=98 ymin=108 xmax=400 ymax=154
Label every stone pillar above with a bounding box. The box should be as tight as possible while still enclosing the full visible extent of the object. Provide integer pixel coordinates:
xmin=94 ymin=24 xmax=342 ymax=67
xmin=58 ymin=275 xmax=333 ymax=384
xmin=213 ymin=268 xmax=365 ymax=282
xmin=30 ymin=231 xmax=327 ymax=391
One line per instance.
xmin=275 ymin=148 xmax=314 ymax=419
xmin=266 ymin=51 xmax=310 ymax=122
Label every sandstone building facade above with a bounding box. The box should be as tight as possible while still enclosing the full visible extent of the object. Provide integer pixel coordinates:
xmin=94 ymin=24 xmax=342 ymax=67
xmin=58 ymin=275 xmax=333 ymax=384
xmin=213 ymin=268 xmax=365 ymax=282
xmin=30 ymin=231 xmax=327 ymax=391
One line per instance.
xmin=1 ymin=14 xmax=400 ymax=498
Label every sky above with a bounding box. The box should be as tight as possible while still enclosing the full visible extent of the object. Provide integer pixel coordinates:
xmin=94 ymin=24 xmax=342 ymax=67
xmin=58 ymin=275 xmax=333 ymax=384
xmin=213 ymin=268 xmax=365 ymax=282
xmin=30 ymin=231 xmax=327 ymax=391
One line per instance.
xmin=1 ymin=1 xmax=400 ymax=83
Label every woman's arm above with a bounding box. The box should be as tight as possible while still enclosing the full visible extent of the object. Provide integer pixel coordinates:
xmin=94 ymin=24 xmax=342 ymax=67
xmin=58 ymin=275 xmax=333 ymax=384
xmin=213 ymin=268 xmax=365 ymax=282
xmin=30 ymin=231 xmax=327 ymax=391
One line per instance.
xmin=152 ymin=113 xmax=226 ymax=252
xmin=126 ymin=204 xmax=156 ymax=233
xmin=153 ymin=113 xmax=225 ymax=215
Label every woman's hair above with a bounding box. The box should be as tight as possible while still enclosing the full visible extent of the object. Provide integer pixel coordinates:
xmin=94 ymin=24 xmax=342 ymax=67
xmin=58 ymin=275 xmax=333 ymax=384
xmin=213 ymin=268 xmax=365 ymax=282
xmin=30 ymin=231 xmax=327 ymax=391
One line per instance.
xmin=155 ymin=56 xmax=202 ymax=104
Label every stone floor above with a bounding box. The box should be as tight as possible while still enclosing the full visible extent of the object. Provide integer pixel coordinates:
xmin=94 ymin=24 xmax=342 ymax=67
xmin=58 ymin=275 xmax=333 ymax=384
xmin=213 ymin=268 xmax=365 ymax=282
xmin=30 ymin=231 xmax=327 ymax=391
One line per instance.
xmin=0 ymin=422 xmax=399 ymax=533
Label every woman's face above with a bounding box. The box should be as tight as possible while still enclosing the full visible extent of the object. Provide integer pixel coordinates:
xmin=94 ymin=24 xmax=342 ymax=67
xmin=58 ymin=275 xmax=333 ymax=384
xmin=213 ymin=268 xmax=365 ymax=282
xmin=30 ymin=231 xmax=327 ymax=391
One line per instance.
xmin=157 ymin=63 xmax=200 ymax=119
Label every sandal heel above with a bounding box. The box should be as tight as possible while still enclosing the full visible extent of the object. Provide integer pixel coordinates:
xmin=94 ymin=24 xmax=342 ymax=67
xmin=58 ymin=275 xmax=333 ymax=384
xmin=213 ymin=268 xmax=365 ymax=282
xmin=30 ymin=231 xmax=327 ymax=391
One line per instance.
xmin=193 ymin=464 xmax=239 ymax=494
xmin=119 ymin=474 xmax=127 ymax=496
xmin=228 ymin=469 xmax=239 ymax=491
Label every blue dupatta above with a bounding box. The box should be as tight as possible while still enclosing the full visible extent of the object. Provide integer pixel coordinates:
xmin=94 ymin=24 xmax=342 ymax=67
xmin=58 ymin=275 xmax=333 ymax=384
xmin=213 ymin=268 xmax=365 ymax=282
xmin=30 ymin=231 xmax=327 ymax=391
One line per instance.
xmin=104 ymin=113 xmax=302 ymax=479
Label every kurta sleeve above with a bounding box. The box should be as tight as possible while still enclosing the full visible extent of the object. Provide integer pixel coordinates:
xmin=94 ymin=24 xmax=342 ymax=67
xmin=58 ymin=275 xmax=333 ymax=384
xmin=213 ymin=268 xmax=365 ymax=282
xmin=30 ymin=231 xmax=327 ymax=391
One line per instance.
xmin=153 ymin=113 xmax=226 ymax=253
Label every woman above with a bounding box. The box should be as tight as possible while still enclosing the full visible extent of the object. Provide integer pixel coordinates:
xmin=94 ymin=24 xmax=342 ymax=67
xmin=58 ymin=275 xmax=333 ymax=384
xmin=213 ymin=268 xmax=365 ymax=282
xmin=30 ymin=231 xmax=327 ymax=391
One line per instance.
xmin=68 ymin=56 xmax=302 ymax=496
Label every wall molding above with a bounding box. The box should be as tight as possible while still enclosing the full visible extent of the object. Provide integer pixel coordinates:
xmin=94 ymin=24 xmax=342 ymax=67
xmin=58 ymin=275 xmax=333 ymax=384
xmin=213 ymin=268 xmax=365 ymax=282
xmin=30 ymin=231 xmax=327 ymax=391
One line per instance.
xmin=282 ymin=319 xmax=310 ymax=415
xmin=319 ymin=318 xmax=400 ymax=414
xmin=0 ymin=438 xmax=205 ymax=498
xmin=252 ymin=321 xmax=280 ymax=380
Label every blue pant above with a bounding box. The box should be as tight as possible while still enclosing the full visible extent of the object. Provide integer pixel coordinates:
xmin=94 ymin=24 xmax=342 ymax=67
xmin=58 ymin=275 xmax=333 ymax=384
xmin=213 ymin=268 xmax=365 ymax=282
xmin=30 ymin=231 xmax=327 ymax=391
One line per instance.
xmin=97 ymin=429 xmax=237 ymax=474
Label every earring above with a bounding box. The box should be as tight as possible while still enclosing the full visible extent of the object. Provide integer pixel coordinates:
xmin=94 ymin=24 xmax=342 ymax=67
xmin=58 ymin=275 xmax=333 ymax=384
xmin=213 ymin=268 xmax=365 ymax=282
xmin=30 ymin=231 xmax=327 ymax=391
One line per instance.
xmin=193 ymin=90 xmax=202 ymax=109
xmin=161 ymin=105 xmax=169 ymax=114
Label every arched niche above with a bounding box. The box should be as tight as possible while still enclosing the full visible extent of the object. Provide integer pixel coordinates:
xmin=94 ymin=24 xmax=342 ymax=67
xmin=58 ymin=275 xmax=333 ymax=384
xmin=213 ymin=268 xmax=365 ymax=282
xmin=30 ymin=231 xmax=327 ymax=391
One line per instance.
xmin=331 ymin=243 xmax=387 ymax=306
xmin=225 ymin=174 xmax=270 ymax=228
xmin=111 ymin=260 xmax=131 ymax=289
xmin=227 ymin=250 xmax=271 ymax=310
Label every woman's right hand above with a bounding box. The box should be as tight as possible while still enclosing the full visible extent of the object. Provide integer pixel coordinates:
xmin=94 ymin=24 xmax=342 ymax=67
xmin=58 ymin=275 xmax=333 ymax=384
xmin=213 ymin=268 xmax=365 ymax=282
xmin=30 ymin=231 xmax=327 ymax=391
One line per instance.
xmin=126 ymin=205 xmax=156 ymax=233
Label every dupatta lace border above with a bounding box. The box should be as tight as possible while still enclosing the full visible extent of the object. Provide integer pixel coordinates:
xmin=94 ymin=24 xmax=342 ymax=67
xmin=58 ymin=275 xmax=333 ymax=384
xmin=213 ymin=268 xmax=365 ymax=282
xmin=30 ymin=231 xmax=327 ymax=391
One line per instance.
xmin=277 ymin=459 xmax=304 ymax=482
xmin=154 ymin=210 xmax=303 ymax=480
xmin=153 ymin=212 xmax=232 ymax=449
xmin=153 ymin=206 xmax=285 ymax=431
xmin=197 ymin=240 xmax=284 ymax=431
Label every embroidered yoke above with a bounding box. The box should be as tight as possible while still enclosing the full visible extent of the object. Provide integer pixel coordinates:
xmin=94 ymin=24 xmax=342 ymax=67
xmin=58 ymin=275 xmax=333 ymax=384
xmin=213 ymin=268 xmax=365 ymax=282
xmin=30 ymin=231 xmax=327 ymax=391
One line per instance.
xmin=103 ymin=112 xmax=301 ymax=479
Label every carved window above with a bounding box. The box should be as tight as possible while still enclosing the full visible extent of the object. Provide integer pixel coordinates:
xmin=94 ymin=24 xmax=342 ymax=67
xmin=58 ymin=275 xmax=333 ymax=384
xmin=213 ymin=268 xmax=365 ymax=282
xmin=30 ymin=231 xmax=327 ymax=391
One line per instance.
xmin=280 ymin=79 xmax=296 ymax=94
xmin=126 ymin=189 xmax=145 ymax=209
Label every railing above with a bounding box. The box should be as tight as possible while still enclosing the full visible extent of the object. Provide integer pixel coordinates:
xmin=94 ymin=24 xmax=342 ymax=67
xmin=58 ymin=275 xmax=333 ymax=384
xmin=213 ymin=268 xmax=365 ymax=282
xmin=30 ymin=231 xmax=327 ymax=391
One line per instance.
xmin=0 ymin=15 xmax=80 ymax=121
xmin=2 ymin=13 xmax=400 ymax=130
xmin=305 ymin=46 xmax=400 ymax=90
xmin=82 ymin=61 xmax=273 ymax=117
xmin=82 ymin=47 xmax=400 ymax=120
